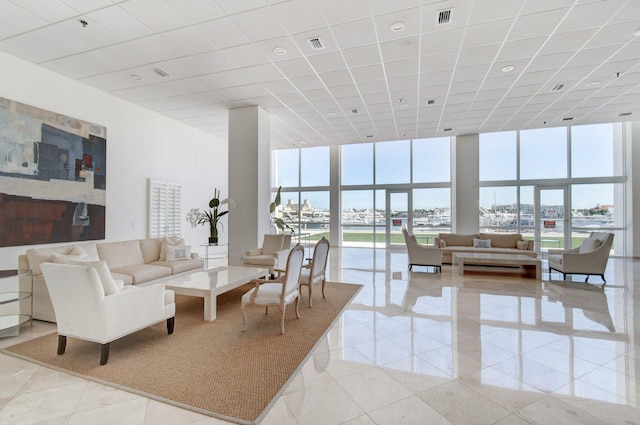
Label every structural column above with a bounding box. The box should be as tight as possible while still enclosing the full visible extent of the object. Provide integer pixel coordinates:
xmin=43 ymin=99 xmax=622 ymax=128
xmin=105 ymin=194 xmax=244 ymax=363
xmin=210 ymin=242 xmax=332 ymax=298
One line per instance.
xmin=452 ymin=134 xmax=480 ymax=234
xmin=228 ymin=106 xmax=271 ymax=266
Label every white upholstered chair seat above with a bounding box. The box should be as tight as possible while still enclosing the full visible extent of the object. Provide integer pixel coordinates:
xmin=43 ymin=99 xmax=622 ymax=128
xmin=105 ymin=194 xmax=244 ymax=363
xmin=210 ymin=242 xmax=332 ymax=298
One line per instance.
xmin=242 ymin=283 xmax=299 ymax=305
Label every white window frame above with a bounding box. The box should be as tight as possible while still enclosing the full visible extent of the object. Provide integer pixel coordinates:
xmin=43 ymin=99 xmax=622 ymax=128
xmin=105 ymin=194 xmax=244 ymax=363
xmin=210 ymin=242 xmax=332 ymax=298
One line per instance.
xmin=148 ymin=179 xmax=182 ymax=238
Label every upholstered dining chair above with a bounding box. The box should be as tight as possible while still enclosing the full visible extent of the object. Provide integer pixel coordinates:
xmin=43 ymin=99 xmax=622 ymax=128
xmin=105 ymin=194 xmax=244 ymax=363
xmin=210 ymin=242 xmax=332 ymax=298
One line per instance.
xmin=41 ymin=262 xmax=175 ymax=365
xmin=299 ymin=237 xmax=330 ymax=307
xmin=241 ymin=244 xmax=304 ymax=335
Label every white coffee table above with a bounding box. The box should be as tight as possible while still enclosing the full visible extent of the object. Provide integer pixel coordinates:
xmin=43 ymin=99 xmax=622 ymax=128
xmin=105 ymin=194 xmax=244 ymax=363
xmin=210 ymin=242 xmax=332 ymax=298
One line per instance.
xmin=161 ymin=266 xmax=268 ymax=321
xmin=453 ymin=252 xmax=541 ymax=279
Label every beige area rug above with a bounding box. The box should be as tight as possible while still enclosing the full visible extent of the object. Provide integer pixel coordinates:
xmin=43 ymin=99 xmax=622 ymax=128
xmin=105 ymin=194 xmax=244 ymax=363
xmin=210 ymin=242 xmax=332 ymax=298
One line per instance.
xmin=3 ymin=281 xmax=362 ymax=424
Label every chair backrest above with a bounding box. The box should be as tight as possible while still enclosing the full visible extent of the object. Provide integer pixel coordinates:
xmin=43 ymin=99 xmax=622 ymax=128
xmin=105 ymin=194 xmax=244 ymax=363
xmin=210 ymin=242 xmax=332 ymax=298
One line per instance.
xmin=262 ymin=234 xmax=285 ymax=254
xmin=310 ymin=237 xmax=330 ymax=280
xmin=40 ymin=262 xmax=105 ymax=334
xmin=282 ymin=244 xmax=305 ymax=296
xmin=282 ymin=233 xmax=292 ymax=249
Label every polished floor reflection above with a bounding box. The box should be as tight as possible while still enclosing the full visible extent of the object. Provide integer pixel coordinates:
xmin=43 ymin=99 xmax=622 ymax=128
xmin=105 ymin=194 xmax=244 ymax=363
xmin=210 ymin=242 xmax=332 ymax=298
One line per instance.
xmin=1 ymin=248 xmax=638 ymax=425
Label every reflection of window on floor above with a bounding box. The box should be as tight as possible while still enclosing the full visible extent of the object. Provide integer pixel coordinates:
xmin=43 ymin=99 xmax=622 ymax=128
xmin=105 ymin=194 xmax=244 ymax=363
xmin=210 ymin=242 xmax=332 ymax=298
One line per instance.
xmin=149 ymin=179 xmax=182 ymax=238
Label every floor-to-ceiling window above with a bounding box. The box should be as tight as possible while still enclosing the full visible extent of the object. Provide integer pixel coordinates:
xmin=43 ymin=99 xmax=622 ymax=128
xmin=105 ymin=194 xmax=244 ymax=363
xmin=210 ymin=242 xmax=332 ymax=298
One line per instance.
xmin=479 ymin=123 xmax=624 ymax=253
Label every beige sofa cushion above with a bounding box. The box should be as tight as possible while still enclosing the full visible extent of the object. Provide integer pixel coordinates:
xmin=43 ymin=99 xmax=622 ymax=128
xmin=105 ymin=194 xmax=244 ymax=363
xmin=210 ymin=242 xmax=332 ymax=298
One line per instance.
xmin=140 ymin=237 xmax=163 ymax=263
xmin=110 ymin=264 xmax=171 ymax=284
xmin=149 ymin=258 xmax=204 ymax=274
xmin=98 ymin=240 xmax=145 ymax=269
xmin=479 ymin=233 xmax=522 ymax=248
xmin=438 ymin=233 xmax=477 ymax=247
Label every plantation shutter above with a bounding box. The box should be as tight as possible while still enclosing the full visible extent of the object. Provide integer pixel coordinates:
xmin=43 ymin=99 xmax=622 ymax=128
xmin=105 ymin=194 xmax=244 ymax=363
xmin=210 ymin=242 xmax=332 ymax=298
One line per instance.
xmin=149 ymin=179 xmax=182 ymax=238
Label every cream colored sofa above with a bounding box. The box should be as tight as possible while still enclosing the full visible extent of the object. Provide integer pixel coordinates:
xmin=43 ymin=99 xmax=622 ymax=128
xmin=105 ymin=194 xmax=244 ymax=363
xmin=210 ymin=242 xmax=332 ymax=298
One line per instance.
xmin=19 ymin=237 xmax=203 ymax=322
xmin=434 ymin=232 xmax=536 ymax=264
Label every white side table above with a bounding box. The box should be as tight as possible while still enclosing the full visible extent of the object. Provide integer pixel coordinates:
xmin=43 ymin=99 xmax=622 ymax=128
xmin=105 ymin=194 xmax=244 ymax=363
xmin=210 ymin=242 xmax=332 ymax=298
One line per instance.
xmin=200 ymin=243 xmax=228 ymax=269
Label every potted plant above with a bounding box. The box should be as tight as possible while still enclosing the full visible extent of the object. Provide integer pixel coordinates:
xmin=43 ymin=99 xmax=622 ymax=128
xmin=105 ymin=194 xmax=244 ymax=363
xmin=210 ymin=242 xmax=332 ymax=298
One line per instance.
xmin=186 ymin=188 xmax=231 ymax=244
xmin=270 ymin=186 xmax=295 ymax=234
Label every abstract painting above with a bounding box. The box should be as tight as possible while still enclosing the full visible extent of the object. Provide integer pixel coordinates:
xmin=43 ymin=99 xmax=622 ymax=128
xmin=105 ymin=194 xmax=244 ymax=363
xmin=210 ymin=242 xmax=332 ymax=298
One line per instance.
xmin=0 ymin=96 xmax=106 ymax=247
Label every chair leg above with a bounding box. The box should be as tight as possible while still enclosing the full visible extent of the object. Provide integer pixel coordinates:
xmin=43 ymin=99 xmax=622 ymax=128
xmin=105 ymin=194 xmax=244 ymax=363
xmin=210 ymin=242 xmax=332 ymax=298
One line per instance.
xmin=600 ymin=274 xmax=606 ymax=283
xmin=321 ymin=279 xmax=326 ymax=299
xmin=585 ymin=276 xmax=589 ymax=282
xmin=295 ymin=297 xmax=300 ymax=320
xmin=241 ymin=302 xmax=248 ymax=331
xmin=280 ymin=305 xmax=286 ymax=335
xmin=308 ymin=284 xmax=313 ymax=307
xmin=167 ymin=317 xmax=175 ymax=334
xmin=100 ymin=343 xmax=109 ymax=365
xmin=57 ymin=335 xmax=66 ymax=355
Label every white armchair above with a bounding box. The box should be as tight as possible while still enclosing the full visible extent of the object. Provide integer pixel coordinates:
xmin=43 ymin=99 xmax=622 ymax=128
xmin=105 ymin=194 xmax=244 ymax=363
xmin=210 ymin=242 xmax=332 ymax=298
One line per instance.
xmin=403 ymin=226 xmax=442 ymax=273
xmin=242 ymin=234 xmax=292 ymax=274
xmin=41 ymin=262 xmax=176 ymax=365
xmin=299 ymin=237 xmax=330 ymax=307
xmin=548 ymin=232 xmax=614 ymax=285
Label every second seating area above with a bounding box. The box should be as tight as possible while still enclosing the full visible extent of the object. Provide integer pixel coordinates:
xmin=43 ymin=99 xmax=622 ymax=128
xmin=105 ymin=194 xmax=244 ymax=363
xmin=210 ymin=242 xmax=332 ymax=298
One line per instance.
xmin=434 ymin=232 xmax=536 ymax=264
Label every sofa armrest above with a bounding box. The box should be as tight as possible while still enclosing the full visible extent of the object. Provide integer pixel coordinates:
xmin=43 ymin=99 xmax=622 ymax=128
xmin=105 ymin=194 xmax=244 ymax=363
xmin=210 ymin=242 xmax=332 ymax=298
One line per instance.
xmin=548 ymin=247 xmax=579 ymax=255
xmin=246 ymin=248 xmax=263 ymax=256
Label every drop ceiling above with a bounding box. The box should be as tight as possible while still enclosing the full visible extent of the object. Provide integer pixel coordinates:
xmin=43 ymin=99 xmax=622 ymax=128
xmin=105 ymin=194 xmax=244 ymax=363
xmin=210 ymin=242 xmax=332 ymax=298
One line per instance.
xmin=0 ymin=0 xmax=639 ymax=149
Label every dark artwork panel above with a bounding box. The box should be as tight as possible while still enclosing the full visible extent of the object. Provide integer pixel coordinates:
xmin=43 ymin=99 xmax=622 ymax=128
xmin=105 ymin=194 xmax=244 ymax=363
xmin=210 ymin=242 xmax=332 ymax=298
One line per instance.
xmin=0 ymin=96 xmax=107 ymax=247
xmin=0 ymin=193 xmax=105 ymax=247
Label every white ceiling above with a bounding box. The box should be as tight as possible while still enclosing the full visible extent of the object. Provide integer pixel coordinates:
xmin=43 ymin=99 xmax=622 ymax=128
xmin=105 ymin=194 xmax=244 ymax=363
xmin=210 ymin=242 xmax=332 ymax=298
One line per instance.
xmin=1 ymin=0 xmax=639 ymax=149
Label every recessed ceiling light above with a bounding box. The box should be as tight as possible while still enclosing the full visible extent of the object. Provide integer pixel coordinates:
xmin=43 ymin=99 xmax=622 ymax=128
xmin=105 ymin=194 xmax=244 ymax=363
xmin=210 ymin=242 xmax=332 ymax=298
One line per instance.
xmin=501 ymin=65 xmax=515 ymax=72
xmin=634 ymin=28 xmax=640 ymax=37
xmin=273 ymin=47 xmax=286 ymax=55
xmin=328 ymin=112 xmax=336 ymax=117
xmin=400 ymin=103 xmax=409 ymax=108
xmin=588 ymin=81 xmax=601 ymax=88
xmin=390 ymin=21 xmax=405 ymax=31
xmin=299 ymin=141 xmax=307 ymax=145
xmin=130 ymin=74 xmax=142 ymax=80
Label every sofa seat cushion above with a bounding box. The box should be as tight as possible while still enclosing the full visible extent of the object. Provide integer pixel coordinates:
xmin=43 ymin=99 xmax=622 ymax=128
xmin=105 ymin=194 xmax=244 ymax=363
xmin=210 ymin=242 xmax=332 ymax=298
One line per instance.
xmin=98 ymin=240 xmax=145 ymax=269
xmin=242 ymin=254 xmax=278 ymax=266
xmin=479 ymin=233 xmax=522 ymax=248
xmin=149 ymin=258 xmax=204 ymax=274
xmin=110 ymin=264 xmax=172 ymax=284
xmin=443 ymin=246 xmax=538 ymax=257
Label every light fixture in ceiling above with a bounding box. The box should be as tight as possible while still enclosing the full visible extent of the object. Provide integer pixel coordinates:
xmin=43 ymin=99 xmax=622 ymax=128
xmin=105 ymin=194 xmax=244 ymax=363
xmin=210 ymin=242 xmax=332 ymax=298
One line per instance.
xmin=562 ymin=117 xmax=574 ymax=121
xmin=588 ymin=81 xmax=601 ymax=88
xmin=634 ymin=28 xmax=640 ymax=37
xmin=328 ymin=112 xmax=336 ymax=117
xmin=390 ymin=21 xmax=405 ymax=31
xmin=79 ymin=19 xmax=88 ymax=28
xmin=299 ymin=141 xmax=307 ymax=145
xmin=366 ymin=135 xmax=374 ymax=138
xmin=350 ymin=109 xmax=360 ymax=115
xmin=501 ymin=65 xmax=515 ymax=72
xmin=443 ymin=128 xmax=452 ymax=132
xmin=130 ymin=74 xmax=142 ymax=80
xmin=619 ymin=112 xmax=633 ymax=116
xmin=401 ymin=103 xmax=409 ymax=108
xmin=426 ymin=99 xmax=435 ymax=105
xmin=273 ymin=47 xmax=286 ymax=55
xmin=551 ymin=84 xmax=565 ymax=92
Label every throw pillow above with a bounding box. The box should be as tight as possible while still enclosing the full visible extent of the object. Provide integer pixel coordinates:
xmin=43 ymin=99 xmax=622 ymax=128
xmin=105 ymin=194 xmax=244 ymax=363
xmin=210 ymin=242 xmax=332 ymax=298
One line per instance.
xmin=166 ymin=245 xmax=192 ymax=262
xmin=473 ymin=238 xmax=491 ymax=248
xmin=516 ymin=240 xmax=529 ymax=250
xmin=51 ymin=247 xmax=89 ymax=263
xmin=160 ymin=236 xmax=185 ymax=260
xmin=579 ymin=237 xmax=602 ymax=254
xmin=50 ymin=257 xmax=119 ymax=296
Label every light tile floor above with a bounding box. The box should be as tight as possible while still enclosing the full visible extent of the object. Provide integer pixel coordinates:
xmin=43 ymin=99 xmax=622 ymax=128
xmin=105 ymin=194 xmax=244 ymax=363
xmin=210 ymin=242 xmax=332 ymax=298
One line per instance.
xmin=1 ymin=247 xmax=638 ymax=425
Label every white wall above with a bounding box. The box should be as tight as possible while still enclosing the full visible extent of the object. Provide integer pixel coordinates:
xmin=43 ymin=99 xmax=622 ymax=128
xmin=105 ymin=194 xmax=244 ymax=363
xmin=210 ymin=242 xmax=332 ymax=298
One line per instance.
xmin=0 ymin=51 xmax=227 ymax=270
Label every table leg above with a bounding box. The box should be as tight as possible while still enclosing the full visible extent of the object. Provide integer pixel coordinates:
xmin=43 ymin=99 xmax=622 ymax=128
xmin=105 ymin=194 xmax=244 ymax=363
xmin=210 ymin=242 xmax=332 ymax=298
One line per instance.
xmin=204 ymin=295 xmax=216 ymax=321
xmin=458 ymin=260 xmax=465 ymax=275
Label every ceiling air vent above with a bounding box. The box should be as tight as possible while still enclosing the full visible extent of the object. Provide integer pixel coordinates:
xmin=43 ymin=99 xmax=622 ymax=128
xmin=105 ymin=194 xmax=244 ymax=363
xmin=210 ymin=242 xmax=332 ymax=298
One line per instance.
xmin=562 ymin=117 xmax=574 ymax=121
xmin=551 ymin=84 xmax=565 ymax=92
xmin=437 ymin=9 xmax=453 ymax=25
xmin=308 ymin=37 xmax=325 ymax=50
xmin=153 ymin=68 xmax=171 ymax=78
xmin=619 ymin=112 xmax=632 ymax=116
xmin=351 ymin=108 xmax=360 ymax=115
xmin=427 ymin=99 xmax=435 ymax=105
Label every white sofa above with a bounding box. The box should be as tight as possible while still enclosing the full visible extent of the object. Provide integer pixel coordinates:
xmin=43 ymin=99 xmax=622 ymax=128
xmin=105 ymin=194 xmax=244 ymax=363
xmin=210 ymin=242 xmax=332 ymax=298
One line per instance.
xmin=19 ymin=237 xmax=203 ymax=322
xmin=434 ymin=232 xmax=536 ymax=264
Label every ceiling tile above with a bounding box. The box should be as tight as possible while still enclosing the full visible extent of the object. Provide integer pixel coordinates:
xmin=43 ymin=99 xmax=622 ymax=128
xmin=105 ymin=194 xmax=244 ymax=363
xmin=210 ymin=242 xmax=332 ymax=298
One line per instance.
xmin=120 ymin=0 xmax=188 ymax=32
xmin=508 ymin=9 xmax=568 ymax=41
xmin=14 ymin=0 xmax=77 ymax=23
xmin=86 ymin=5 xmax=153 ymax=40
xmin=272 ymin=0 xmax=327 ymax=34
xmin=380 ymin=36 xmax=420 ymax=62
xmin=374 ymin=7 xmax=421 ymax=42
xmin=194 ymin=17 xmax=251 ymax=50
xmin=161 ymin=27 xmax=216 ymax=55
xmin=331 ymin=18 xmax=378 ymax=49
xmin=163 ymin=0 xmax=225 ymax=24
xmin=319 ymin=0 xmax=370 ymax=24
xmin=231 ymin=6 xmax=288 ymax=41
xmin=307 ymin=50 xmax=348 ymax=73
xmin=342 ymin=44 xmax=381 ymax=68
